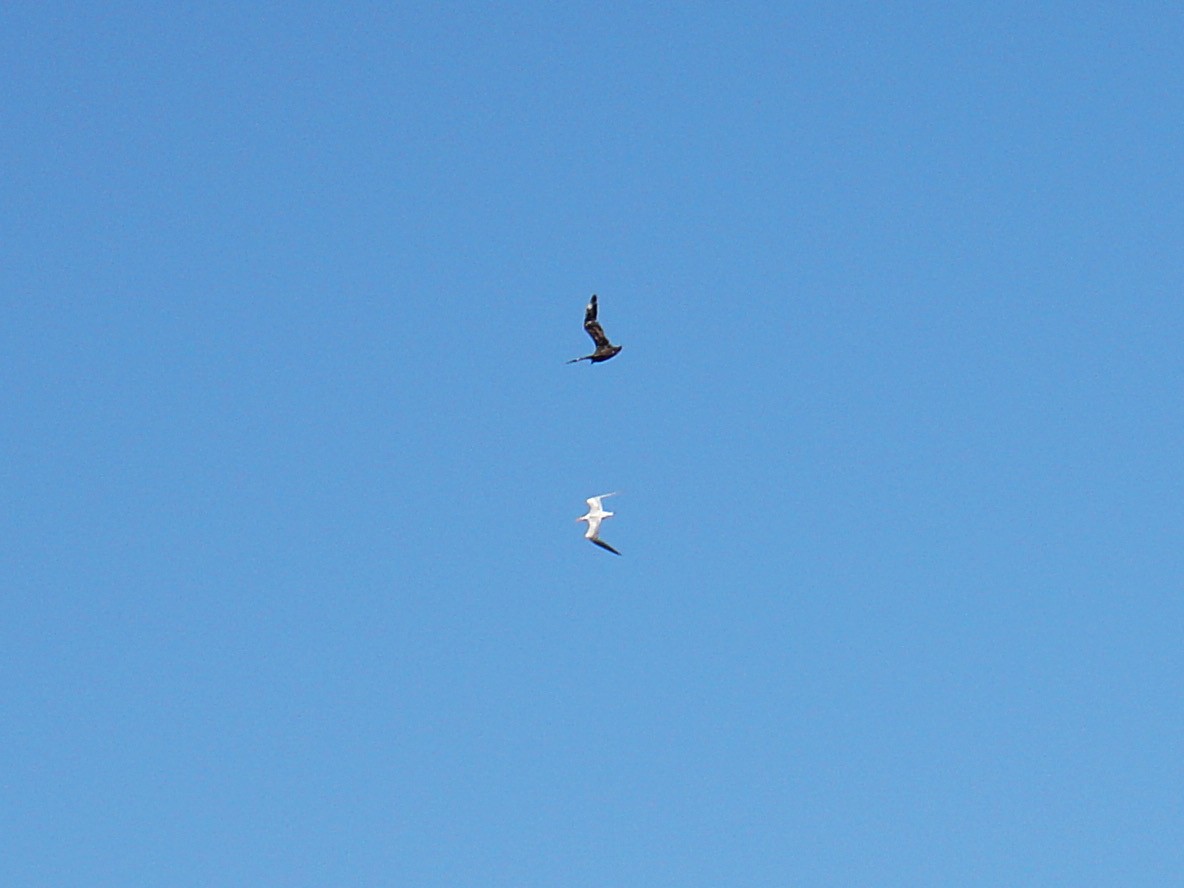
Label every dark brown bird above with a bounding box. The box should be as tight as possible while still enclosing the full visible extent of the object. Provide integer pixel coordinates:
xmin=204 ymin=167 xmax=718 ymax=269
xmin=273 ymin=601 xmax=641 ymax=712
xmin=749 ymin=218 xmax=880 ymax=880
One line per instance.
xmin=566 ymin=294 xmax=622 ymax=364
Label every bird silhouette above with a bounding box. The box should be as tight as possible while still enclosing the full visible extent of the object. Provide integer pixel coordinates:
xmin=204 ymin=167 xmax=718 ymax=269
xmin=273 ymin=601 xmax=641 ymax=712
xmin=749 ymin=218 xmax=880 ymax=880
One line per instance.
xmin=567 ymin=295 xmax=622 ymax=364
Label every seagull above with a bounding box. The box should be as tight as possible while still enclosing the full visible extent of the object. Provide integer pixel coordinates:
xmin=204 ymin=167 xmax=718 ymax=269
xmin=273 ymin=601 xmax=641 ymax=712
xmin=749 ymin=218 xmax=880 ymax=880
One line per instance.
xmin=566 ymin=294 xmax=622 ymax=365
xmin=577 ymin=493 xmax=621 ymax=555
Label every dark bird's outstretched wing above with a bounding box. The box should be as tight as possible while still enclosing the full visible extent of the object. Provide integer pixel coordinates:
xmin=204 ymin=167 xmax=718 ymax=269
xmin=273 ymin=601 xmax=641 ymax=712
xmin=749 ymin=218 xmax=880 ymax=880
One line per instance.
xmin=582 ymin=294 xmax=612 ymax=349
xmin=590 ymin=537 xmax=622 ymax=556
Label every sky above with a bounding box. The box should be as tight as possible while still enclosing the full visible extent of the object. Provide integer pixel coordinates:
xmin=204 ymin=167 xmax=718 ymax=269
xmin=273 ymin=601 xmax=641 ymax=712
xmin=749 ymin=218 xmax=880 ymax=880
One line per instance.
xmin=2 ymin=2 xmax=1182 ymax=885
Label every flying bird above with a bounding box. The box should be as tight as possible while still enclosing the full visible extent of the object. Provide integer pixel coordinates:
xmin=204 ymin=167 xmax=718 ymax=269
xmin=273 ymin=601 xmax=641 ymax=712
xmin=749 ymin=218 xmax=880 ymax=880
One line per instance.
xmin=567 ymin=294 xmax=622 ymax=365
xmin=577 ymin=493 xmax=621 ymax=555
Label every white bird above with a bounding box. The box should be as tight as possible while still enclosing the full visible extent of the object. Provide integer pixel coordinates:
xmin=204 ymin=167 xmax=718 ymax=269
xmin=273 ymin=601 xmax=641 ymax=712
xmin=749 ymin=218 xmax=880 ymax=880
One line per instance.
xmin=577 ymin=493 xmax=621 ymax=555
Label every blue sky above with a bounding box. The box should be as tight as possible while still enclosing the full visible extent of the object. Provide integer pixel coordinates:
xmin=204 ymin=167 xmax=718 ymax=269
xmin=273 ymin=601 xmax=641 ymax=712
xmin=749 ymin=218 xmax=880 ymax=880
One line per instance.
xmin=3 ymin=2 xmax=1182 ymax=885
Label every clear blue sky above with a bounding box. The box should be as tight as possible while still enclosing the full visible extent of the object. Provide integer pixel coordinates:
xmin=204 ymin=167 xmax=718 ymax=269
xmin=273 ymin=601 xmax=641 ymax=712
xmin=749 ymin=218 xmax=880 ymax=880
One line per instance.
xmin=3 ymin=3 xmax=1182 ymax=885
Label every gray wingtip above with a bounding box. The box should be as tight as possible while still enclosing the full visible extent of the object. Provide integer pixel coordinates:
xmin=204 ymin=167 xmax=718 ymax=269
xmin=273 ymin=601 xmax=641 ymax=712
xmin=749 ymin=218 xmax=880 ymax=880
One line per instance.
xmin=590 ymin=538 xmax=622 ymax=556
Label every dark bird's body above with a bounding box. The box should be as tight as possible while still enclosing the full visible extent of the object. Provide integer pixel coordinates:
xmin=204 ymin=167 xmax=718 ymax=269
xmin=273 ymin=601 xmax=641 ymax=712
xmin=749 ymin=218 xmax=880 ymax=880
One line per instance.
xmin=567 ymin=294 xmax=622 ymax=364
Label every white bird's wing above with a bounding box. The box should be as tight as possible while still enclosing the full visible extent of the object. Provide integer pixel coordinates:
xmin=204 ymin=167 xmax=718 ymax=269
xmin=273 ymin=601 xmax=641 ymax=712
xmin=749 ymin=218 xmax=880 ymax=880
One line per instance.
xmin=583 ymin=514 xmax=603 ymax=538
xmin=586 ymin=492 xmax=616 ymax=510
xmin=590 ymin=537 xmax=621 ymax=556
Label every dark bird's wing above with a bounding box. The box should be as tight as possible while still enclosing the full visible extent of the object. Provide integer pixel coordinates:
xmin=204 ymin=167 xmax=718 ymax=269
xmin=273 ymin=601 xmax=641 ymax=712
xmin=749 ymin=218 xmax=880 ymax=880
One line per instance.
xmin=590 ymin=537 xmax=621 ymax=556
xmin=583 ymin=295 xmax=613 ymax=349
xmin=584 ymin=318 xmax=612 ymax=350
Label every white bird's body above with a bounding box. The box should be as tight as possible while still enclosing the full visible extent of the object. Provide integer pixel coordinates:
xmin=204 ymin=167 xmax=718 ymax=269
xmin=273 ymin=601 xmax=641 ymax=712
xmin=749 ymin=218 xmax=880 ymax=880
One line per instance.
xmin=577 ymin=493 xmax=621 ymax=555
